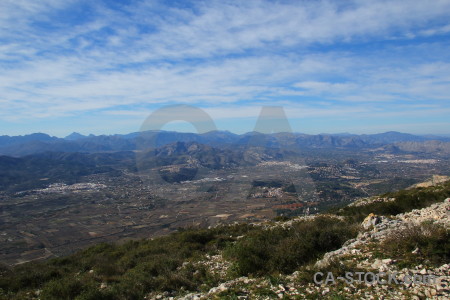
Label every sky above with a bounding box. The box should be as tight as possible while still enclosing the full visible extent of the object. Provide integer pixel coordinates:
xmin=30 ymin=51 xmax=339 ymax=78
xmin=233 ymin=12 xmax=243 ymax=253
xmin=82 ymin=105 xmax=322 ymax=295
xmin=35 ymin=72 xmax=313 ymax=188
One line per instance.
xmin=1 ymin=0 xmax=450 ymax=137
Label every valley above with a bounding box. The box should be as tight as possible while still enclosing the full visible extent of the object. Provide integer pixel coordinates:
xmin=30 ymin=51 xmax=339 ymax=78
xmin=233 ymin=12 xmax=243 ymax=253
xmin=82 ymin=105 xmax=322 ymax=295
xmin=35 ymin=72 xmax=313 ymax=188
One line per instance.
xmin=1 ymin=131 xmax=449 ymax=266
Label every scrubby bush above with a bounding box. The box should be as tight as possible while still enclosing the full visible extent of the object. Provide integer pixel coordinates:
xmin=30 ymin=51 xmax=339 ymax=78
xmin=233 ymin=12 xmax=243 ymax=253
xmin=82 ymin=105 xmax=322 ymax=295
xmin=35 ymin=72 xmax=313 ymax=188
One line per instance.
xmin=2 ymin=261 xmax=61 ymax=293
xmin=40 ymin=277 xmax=84 ymax=300
xmin=337 ymin=181 xmax=450 ymax=222
xmin=0 ymin=223 xmax=254 ymax=299
xmin=225 ymin=216 xmax=358 ymax=276
xmin=375 ymin=223 xmax=449 ymax=268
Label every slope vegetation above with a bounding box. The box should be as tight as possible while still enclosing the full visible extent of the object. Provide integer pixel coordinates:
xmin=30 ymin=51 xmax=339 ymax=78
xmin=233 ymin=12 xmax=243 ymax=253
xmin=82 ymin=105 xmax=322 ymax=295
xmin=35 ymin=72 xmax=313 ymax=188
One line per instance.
xmin=1 ymin=181 xmax=449 ymax=299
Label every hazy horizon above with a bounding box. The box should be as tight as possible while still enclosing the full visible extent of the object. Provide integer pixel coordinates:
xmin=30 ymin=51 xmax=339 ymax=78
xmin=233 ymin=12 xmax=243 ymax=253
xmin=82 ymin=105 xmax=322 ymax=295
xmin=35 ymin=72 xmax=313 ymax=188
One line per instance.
xmin=3 ymin=129 xmax=450 ymax=140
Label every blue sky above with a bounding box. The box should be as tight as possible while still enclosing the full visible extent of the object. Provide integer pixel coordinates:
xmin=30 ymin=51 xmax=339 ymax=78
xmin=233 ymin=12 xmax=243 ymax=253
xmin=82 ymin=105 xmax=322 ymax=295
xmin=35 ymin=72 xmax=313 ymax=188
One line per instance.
xmin=1 ymin=0 xmax=450 ymax=137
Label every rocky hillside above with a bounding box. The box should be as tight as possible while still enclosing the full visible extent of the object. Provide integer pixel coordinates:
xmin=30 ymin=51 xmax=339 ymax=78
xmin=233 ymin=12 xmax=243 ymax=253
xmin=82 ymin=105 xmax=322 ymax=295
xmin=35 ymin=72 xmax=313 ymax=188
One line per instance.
xmin=394 ymin=141 xmax=450 ymax=156
xmin=1 ymin=180 xmax=449 ymax=299
xmin=154 ymin=198 xmax=449 ymax=300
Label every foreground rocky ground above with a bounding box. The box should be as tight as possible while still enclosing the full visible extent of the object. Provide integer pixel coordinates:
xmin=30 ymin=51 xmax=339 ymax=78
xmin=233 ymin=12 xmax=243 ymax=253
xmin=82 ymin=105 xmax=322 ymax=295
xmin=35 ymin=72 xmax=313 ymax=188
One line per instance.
xmin=151 ymin=198 xmax=450 ymax=300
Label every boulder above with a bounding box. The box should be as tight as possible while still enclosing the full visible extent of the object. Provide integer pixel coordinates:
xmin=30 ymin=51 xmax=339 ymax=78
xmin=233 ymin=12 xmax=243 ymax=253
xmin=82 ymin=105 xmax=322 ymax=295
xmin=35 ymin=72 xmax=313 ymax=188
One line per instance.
xmin=361 ymin=213 xmax=382 ymax=229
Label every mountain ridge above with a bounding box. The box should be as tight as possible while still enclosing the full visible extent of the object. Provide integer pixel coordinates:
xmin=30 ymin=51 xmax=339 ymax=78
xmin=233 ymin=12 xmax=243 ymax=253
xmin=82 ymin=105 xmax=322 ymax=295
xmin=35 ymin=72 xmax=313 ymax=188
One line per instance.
xmin=1 ymin=130 xmax=450 ymax=157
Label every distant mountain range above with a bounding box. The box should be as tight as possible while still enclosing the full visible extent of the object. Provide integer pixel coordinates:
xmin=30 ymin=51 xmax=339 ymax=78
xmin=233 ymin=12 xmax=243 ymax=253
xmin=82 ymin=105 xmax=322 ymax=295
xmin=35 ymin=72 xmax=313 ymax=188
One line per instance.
xmin=1 ymin=131 xmax=450 ymax=191
xmin=0 ymin=141 xmax=288 ymax=191
xmin=0 ymin=130 xmax=450 ymax=157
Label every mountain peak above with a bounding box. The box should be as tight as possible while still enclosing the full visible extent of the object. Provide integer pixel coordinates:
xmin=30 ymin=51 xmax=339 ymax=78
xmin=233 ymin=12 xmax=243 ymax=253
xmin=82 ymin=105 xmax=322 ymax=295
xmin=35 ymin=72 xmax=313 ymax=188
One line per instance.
xmin=65 ymin=132 xmax=87 ymax=141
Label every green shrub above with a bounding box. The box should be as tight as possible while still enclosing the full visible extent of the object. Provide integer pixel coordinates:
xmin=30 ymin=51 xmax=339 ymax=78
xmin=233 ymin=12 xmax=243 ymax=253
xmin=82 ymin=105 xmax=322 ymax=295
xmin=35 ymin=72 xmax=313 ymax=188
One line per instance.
xmin=40 ymin=277 xmax=84 ymax=300
xmin=225 ymin=216 xmax=358 ymax=276
xmin=0 ymin=223 xmax=256 ymax=299
xmin=3 ymin=262 xmax=62 ymax=292
xmin=375 ymin=223 xmax=449 ymax=268
xmin=337 ymin=181 xmax=450 ymax=222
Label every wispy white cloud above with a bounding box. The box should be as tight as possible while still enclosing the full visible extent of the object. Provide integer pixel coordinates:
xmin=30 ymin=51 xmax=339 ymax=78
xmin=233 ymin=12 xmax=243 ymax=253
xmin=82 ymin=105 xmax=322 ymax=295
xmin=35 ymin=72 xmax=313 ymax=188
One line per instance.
xmin=1 ymin=0 xmax=450 ymax=134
